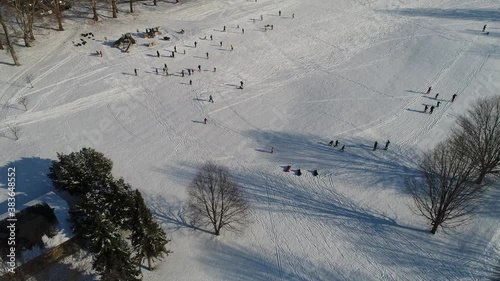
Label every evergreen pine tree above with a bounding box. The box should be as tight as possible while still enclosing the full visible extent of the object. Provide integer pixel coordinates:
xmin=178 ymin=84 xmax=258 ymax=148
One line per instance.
xmin=130 ymin=190 xmax=171 ymax=270
xmin=48 ymin=147 xmax=114 ymax=196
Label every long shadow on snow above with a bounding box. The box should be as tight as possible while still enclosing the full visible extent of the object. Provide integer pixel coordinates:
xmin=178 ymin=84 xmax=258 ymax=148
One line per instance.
xmin=232 ymin=168 xmax=423 ymax=234
xmin=244 ymin=130 xmax=421 ymax=194
xmin=198 ymin=242 xmax=375 ymax=281
xmin=0 ymin=157 xmax=54 ymax=212
xmin=381 ymin=8 xmax=500 ymax=22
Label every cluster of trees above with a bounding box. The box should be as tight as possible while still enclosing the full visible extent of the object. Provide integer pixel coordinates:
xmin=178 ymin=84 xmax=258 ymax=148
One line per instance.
xmin=48 ymin=148 xmax=171 ymax=280
xmin=1 ymin=0 xmax=174 ymax=66
xmin=409 ymin=95 xmax=500 ymax=234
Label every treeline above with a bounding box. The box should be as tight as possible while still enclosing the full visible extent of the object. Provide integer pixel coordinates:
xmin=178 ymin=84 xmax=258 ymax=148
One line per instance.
xmin=0 ymin=0 xmax=178 ymax=66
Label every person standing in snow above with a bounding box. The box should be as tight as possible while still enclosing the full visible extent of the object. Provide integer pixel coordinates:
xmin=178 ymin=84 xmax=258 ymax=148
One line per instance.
xmin=240 ymin=81 xmax=244 ymax=89
xmin=220 ymin=41 xmax=223 ymax=47
xmin=194 ymin=41 xmax=197 ymax=48
xmin=328 ymin=140 xmax=334 ymax=146
xmin=204 ymin=118 xmax=207 ymax=124
xmin=174 ymin=46 xmax=177 ymax=52
xmin=334 ymin=140 xmax=339 ymax=147
xmin=214 ymin=67 xmax=217 ymax=72
xmin=223 ymin=26 xmax=226 ymax=31
xmin=171 ymin=51 xmax=175 ymax=58
xmin=198 ymin=65 xmax=201 ymax=72
xmin=209 ymin=95 xmax=214 ymax=103
xmin=156 ymin=68 xmax=158 ymax=75
xmin=373 ymin=141 xmax=378 ymax=151
xmin=435 ymin=93 xmax=439 ymax=99
xmin=231 ymin=44 xmax=234 ymax=51
xmin=279 ymin=10 xmax=281 ymax=16
xmin=384 ymin=140 xmax=390 ymax=150
xmin=260 ymin=15 xmax=263 ymax=20
xmin=164 ymin=63 xmax=168 ymax=69
xmin=292 ymin=13 xmax=295 ymax=18
xmin=181 ymin=70 xmax=185 ymax=77
xmin=426 ymin=86 xmax=432 ymax=94
xmin=424 ymin=105 xmax=428 ymax=112
xmin=134 ymin=68 xmax=138 ymax=76
xmin=190 ymin=80 xmax=192 ymax=85
xmin=242 ymin=28 xmax=245 ymax=34
xmin=188 ymin=69 xmax=191 ymax=75
xmin=210 ymin=35 xmax=213 ymax=40
xmin=430 ymin=105 xmax=435 ymax=114
xmin=483 ymin=24 xmax=487 ymax=32
xmin=206 ymin=52 xmax=209 ymax=59
xmin=271 ymin=147 xmax=275 ymax=153
xmin=451 ymin=93 xmax=457 ymax=102
xmin=340 ymin=145 xmax=345 ymax=151
xmin=157 ymin=50 xmax=160 ymax=57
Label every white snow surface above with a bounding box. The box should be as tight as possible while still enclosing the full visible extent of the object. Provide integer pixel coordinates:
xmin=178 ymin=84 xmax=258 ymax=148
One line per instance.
xmin=1 ymin=0 xmax=499 ymax=280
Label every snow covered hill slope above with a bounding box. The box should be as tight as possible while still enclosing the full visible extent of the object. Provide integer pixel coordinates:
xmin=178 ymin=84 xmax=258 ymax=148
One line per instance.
xmin=1 ymin=0 xmax=499 ymax=280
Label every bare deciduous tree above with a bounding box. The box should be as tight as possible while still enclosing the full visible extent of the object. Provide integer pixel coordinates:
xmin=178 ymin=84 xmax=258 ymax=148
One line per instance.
xmin=18 ymin=96 xmax=28 ymax=110
xmin=25 ymin=73 xmax=34 ymax=87
xmin=0 ymin=9 xmax=20 ymax=65
xmin=111 ymin=0 xmax=118 ymax=18
xmin=452 ymin=95 xmax=500 ymax=184
xmin=90 ymin=0 xmax=98 ymax=21
xmin=187 ymin=162 xmax=249 ymax=236
xmin=408 ymin=140 xmax=483 ymax=234
xmin=8 ymin=124 xmax=21 ymax=140
xmin=13 ymin=0 xmax=40 ymax=47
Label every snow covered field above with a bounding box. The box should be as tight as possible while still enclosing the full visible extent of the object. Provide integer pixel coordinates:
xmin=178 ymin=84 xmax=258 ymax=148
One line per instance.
xmin=1 ymin=0 xmax=499 ymax=280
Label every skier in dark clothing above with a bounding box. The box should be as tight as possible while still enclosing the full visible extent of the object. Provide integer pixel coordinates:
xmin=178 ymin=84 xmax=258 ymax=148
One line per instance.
xmin=452 ymin=93 xmax=457 ymax=102
xmin=188 ymin=69 xmax=191 ymax=75
xmin=209 ymin=95 xmax=214 ymax=103
xmin=426 ymin=86 xmax=432 ymax=94
xmin=210 ymin=35 xmax=213 ymax=40
xmin=424 ymin=105 xmax=428 ymax=112
xmin=437 ymin=101 xmax=441 ymax=107
xmin=204 ymin=118 xmax=207 ymax=124
xmin=340 ymin=145 xmax=345 ymax=151
xmin=174 ymin=46 xmax=177 ymax=52
xmin=157 ymin=50 xmax=160 ymax=57
xmin=214 ymin=67 xmax=216 ymax=72
xmin=384 ymin=140 xmax=390 ymax=150
xmin=223 ymin=26 xmax=226 ymax=31
xmin=279 ymin=10 xmax=281 ymax=16
xmin=164 ymin=63 xmax=167 ymax=69
xmin=242 ymin=29 xmax=245 ymax=34
xmin=334 ymin=140 xmax=339 ymax=147
xmin=189 ymin=80 xmax=192 ymax=85
xmin=134 ymin=68 xmax=138 ymax=76
xmin=297 ymin=169 xmax=302 ymax=176
xmin=206 ymin=52 xmax=209 ymax=59
xmin=220 ymin=41 xmax=223 ymax=47
xmin=198 ymin=65 xmax=201 ymax=71
xmin=483 ymin=24 xmax=487 ymax=32
xmin=430 ymin=105 xmax=435 ymax=114
xmin=373 ymin=141 xmax=378 ymax=151
xmin=156 ymin=68 xmax=158 ymax=75
xmin=171 ymin=51 xmax=175 ymax=58
xmin=313 ymin=170 xmax=318 ymax=176
xmin=271 ymin=147 xmax=275 ymax=153
xmin=328 ymin=140 xmax=334 ymax=146
xmin=435 ymin=93 xmax=439 ymax=99
xmin=240 ymin=81 xmax=244 ymax=89
xmin=194 ymin=41 xmax=197 ymax=47
xmin=181 ymin=70 xmax=184 ymax=77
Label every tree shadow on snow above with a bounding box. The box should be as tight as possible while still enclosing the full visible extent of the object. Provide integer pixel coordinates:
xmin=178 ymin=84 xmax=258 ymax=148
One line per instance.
xmin=197 ymin=242 xmax=366 ymax=281
xmin=381 ymin=8 xmax=500 ymax=22
xmin=0 ymin=157 xmax=54 ymax=213
xmin=244 ymin=130 xmax=421 ymax=194
xmin=144 ymin=193 xmax=214 ymax=235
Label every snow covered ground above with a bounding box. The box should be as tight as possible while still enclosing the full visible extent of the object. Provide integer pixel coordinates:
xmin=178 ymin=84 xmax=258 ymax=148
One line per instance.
xmin=1 ymin=0 xmax=499 ymax=280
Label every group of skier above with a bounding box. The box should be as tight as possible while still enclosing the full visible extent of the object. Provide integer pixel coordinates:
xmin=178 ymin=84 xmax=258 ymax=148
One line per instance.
xmin=423 ymin=86 xmax=458 ymax=113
